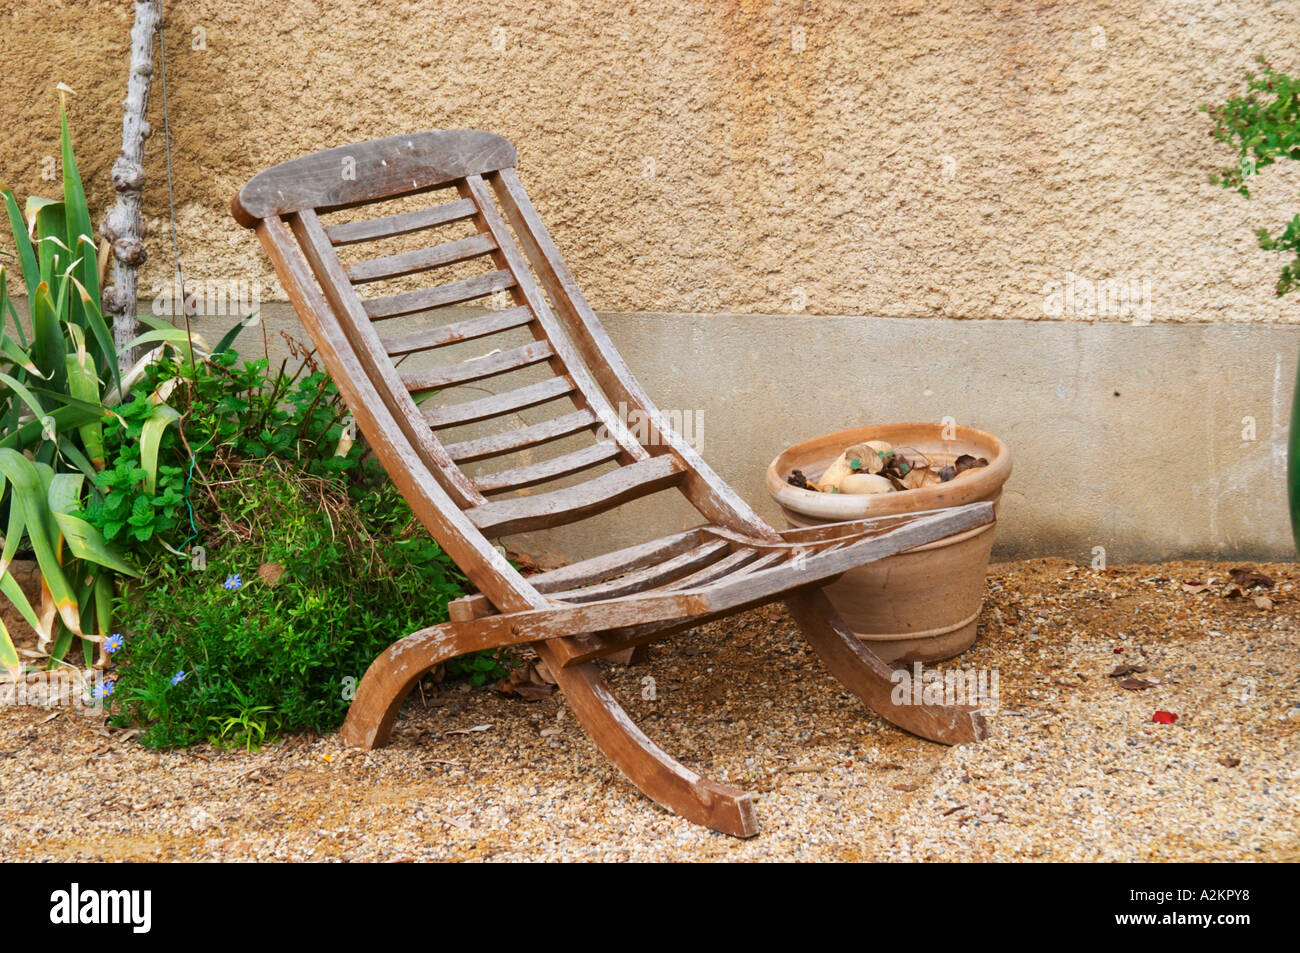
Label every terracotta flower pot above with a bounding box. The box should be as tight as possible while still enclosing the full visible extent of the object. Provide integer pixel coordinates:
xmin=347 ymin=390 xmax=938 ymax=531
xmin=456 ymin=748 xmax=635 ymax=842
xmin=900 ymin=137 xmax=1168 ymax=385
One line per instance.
xmin=766 ymin=423 xmax=1011 ymax=663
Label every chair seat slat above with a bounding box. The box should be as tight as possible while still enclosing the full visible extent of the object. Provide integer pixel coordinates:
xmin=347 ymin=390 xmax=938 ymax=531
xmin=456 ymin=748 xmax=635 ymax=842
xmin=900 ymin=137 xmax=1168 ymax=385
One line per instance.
xmin=364 ymin=269 xmax=516 ymax=319
xmin=344 ymin=232 xmax=497 ymax=284
xmin=401 ymin=339 xmax=553 ymax=393
xmin=446 ymin=409 xmax=598 ymax=463
xmin=466 ymin=454 xmax=685 ymax=536
xmin=381 ymin=306 xmax=534 ymax=356
xmin=446 ymin=526 xmax=706 ymax=620
xmin=325 ymin=197 xmax=478 ymax=245
xmin=558 ymin=540 xmax=731 ymax=603
xmin=447 ymin=525 xmax=712 ymax=621
xmin=421 ymin=376 xmax=574 ymax=428
xmin=663 ymin=547 xmax=765 ymax=591
xmin=474 ymin=440 xmax=621 ymax=493
xmin=529 ymin=528 xmax=705 ymax=592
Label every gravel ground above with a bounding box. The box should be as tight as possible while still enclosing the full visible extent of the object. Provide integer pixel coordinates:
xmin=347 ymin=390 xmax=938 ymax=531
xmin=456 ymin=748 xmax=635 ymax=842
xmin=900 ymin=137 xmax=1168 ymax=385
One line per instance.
xmin=1 ymin=558 xmax=1297 ymax=862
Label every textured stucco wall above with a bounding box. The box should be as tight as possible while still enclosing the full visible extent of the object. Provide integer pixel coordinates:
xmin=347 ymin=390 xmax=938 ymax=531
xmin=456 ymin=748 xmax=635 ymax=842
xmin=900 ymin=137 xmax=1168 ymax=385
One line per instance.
xmin=2 ymin=0 xmax=1299 ymax=323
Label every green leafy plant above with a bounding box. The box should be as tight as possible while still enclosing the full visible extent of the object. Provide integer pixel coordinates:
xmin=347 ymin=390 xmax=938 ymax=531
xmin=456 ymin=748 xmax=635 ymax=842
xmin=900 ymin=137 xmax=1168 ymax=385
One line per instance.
xmin=1203 ymin=56 xmax=1300 ymax=297
xmin=0 ymin=100 xmax=179 ymax=675
xmin=106 ymin=460 xmax=473 ymax=747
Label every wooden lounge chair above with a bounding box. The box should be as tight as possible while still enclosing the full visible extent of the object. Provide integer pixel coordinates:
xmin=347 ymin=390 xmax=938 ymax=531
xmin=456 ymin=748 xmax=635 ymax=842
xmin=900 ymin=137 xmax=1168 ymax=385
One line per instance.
xmin=231 ymin=130 xmax=995 ymax=837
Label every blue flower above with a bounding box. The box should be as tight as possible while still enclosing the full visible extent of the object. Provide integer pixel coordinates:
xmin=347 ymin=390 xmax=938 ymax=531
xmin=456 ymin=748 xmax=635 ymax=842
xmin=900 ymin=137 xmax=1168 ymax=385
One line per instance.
xmin=104 ymin=633 xmax=124 ymax=654
xmin=170 ymin=670 xmax=187 ymax=686
xmin=93 ymin=679 xmax=116 ymax=699
xmin=223 ymin=574 xmax=243 ymax=591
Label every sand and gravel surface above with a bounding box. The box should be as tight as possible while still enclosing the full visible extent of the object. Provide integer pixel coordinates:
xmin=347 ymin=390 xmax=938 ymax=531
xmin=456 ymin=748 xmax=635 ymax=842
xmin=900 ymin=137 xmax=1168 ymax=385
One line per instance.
xmin=1 ymin=558 xmax=1297 ymax=862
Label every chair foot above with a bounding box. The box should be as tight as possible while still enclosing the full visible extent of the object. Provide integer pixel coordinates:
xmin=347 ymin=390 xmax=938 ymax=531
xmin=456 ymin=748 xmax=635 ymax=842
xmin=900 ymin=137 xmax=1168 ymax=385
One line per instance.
xmin=340 ymin=622 xmax=478 ymax=749
xmin=785 ymin=590 xmax=989 ymax=745
xmin=535 ymin=641 xmax=759 ymax=838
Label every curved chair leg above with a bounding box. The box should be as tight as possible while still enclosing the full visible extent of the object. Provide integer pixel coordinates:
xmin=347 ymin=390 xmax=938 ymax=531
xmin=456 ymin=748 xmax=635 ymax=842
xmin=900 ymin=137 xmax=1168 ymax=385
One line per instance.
xmin=341 ymin=621 xmax=492 ymax=749
xmin=785 ymin=590 xmax=989 ymax=745
xmin=534 ymin=641 xmax=760 ymax=838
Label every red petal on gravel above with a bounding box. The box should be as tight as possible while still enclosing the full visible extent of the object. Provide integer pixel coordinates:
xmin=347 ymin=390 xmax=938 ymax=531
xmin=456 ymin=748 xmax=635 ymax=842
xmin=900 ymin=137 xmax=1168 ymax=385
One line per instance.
xmin=1152 ymin=710 xmax=1178 ymax=724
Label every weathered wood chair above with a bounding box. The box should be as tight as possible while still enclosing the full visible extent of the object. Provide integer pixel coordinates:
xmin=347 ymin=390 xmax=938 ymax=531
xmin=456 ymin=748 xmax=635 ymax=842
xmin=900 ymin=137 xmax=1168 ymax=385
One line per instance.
xmin=232 ymin=130 xmax=994 ymax=837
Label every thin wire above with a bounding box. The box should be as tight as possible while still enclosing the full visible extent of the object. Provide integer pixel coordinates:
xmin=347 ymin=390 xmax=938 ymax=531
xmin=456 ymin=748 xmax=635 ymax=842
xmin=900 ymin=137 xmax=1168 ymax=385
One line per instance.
xmin=157 ymin=21 xmax=188 ymax=344
xmin=156 ymin=17 xmax=201 ymax=555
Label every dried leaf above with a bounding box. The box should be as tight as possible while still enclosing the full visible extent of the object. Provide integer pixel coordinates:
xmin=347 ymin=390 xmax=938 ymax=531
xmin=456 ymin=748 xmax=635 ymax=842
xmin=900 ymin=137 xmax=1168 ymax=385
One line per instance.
xmin=1217 ymin=756 xmax=1241 ymax=768
xmin=443 ymin=724 xmax=493 ymax=736
xmin=953 ymin=454 xmax=989 ymax=475
xmin=1180 ymin=581 xmax=1211 ymax=594
xmin=1108 ymin=663 xmax=1148 ymax=678
xmin=894 ymin=447 xmax=932 ymax=471
xmin=1119 ymin=677 xmax=1155 ymax=691
xmin=901 ymin=465 xmax=930 ymax=490
xmin=493 ymin=661 xmax=556 ymax=701
xmin=843 ymin=444 xmax=884 ymax=475
xmin=1228 ymin=567 xmax=1273 ymax=590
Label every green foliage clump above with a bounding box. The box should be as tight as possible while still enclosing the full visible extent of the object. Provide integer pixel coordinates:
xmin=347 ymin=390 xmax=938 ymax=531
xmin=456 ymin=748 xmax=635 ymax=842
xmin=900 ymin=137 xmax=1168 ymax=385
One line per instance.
xmin=81 ymin=389 xmax=187 ymax=556
xmin=1203 ymin=56 xmax=1300 ymax=297
xmin=80 ymin=348 xmax=374 ymax=565
xmin=106 ymin=460 xmax=484 ymax=749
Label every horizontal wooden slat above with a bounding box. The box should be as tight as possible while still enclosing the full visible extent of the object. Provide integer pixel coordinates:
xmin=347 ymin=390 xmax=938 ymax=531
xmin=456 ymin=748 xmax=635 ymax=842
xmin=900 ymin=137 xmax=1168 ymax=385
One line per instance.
xmin=467 ymin=454 xmax=686 ymax=536
xmin=381 ymin=306 xmax=534 ymax=356
xmin=694 ymin=503 xmax=996 ymax=616
xmin=401 ymin=340 xmax=553 ymax=393
xmin=446 ymin=526 xmax=705 ymax=622
xmin=774 ymin=510 xmax=948 ymax=545
xmin=527 ymin=528 xmax=703 ymax=593
xmin=474 ymin=440 xmax=621 ymax=493
xmin=364 ymin=269 xmax=516 ymax=319
xmin=664 ymin=547 xmax=764 ymax=591
xmin=421 ymin=376 xmax=574 ymax=428
xmin=344 ymin=232 xmax=496 ymax=284
xmin=723 ymin=550 xmax=786 ymax=579
xmin=445 ymin=408 xmax=598 ymax=463
xmin=324 ymin=197 xmax=478 ymax=245
xmin=560 ymin=540 xmax=731 ymax=603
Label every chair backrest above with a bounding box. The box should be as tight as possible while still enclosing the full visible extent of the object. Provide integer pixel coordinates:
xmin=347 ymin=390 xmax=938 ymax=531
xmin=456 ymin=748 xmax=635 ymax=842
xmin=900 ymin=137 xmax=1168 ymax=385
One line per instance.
xmin=233 ymin=130 xmax=777 ymax=614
